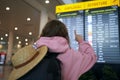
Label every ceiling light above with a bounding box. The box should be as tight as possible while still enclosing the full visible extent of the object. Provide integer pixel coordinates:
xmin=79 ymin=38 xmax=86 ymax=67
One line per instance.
xmin=1 ymin=37 xmax=3 ymax=40
xmin=27 ymin=17 xmax=31 ymax=21
xmin=29 ymin=32 xmax=32 ymax=35
xmin=16 ymin=36 xmax=19 ymax=39
xmin=5 ymin=34 xmax=8 ymax=37
xmin=25 ymin=43 xmax=28 ymax=45
xmin=25 ymin=39 xmax=28 ymax=42
xmin=45 ymin=0 xmax=50 ymax=4
xmin=17 ymin=44 xmax=21 ymax=48
xmin=6 ymin=7 xmax=10 ymax=11
xmin=18 ymin=41 xmax=21 ymax=44
xmin=14 ymin=27 xmax=18 ymax=30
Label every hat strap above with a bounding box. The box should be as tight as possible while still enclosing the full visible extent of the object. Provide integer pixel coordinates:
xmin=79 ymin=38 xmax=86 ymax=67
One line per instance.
xmin=15 ymin=51 xmax=39 ymax=69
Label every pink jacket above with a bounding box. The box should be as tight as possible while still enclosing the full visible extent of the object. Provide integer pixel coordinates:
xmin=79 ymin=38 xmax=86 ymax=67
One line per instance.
xmin=34 ymin=37 xmax=97 ymax=80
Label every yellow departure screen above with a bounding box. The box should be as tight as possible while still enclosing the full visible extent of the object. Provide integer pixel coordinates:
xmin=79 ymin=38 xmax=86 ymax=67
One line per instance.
xmin=56 ymin=0 xmax=119 ymax=13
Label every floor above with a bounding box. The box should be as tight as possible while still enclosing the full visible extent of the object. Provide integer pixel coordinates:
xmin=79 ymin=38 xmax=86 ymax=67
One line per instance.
xmin=0 ymin=65 xmax=13 ymax=80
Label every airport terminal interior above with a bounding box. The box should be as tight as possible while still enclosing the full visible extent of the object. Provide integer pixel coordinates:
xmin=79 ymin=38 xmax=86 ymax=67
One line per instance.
xmin=0 ymin=0 xmax=120 ymax=80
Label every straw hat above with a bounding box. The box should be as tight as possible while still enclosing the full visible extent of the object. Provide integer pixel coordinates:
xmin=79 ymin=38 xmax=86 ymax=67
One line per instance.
xmin=8 ymin=45 xmax=48 ymax=80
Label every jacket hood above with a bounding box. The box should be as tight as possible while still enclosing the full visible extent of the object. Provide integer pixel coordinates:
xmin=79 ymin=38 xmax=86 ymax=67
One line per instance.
xmin=35 ymin=37 xmax=70 ymax=53
xmin=34 ymin=36 xmax=97 ymax=80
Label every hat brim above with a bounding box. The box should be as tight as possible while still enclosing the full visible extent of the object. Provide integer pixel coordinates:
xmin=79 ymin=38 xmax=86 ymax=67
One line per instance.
xmin=8 ymin=45 xmax=48 ymax=80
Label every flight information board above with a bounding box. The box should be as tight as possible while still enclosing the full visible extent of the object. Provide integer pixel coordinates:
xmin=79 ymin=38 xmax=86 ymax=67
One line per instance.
xmin=85 ymin=6 xmax=120 ymax=63
xmin=57 ymin=11 xmax=84 ymax=50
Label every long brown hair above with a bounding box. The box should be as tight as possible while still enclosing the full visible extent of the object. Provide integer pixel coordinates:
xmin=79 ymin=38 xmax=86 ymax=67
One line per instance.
xmin=41 ymin=20 xmax=70 ymax=44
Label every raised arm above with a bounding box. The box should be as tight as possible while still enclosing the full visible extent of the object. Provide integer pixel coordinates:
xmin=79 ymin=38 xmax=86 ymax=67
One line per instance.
xmin=75 ymin=30 xmax=97 ymax=76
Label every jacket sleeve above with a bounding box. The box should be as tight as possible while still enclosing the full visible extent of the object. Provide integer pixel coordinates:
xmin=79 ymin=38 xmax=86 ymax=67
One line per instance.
xmin=77 ymin=41 xmax=97 ymax=75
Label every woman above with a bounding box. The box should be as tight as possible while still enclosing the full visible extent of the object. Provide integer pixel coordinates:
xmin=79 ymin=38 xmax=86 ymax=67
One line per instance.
xmin=33 ymin=20 xmax=97 ymax=80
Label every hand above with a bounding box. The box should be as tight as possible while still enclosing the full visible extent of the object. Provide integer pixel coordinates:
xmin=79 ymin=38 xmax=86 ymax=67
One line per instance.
xmin=74 ymin=30 xmax=83 ymax=43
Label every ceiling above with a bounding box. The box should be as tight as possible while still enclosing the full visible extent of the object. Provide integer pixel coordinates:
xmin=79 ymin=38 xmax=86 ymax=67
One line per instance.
xmin=0 ymin=0 xmax=64 ymax=49
xmin=0 ymin=0 xmax=90 ymax=49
